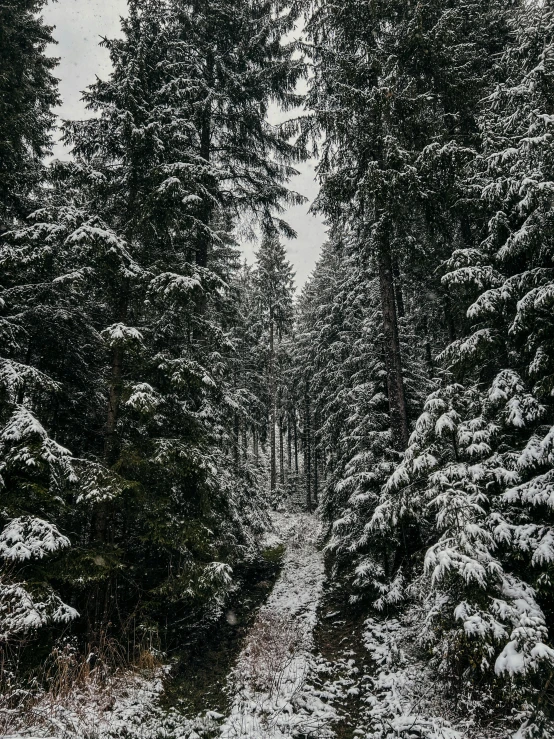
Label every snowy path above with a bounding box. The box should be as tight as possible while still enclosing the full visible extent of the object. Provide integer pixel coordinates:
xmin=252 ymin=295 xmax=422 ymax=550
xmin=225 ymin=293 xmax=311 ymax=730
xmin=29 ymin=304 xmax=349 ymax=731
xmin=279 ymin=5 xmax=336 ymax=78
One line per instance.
xmin=219 ymin=510 xmax=335 ymax=739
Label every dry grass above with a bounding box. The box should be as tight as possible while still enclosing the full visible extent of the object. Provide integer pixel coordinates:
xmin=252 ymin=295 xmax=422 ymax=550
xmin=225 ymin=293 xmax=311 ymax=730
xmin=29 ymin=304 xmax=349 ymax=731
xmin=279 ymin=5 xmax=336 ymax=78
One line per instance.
xmin=286 ymin=513 xmax=320 ymax=551
xmin=0 ymin=632 xmax=164 ymax=737
xmin=240 ymin=611 xmax=304 ymax=696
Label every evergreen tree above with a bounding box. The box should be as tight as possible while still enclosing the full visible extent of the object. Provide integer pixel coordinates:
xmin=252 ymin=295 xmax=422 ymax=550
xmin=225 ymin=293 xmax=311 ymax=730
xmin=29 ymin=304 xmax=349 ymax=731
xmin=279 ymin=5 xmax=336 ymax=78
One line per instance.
xmin=254 ymin=232 xmax=295 ymax=492
xmin=166 ymin=0 xmax=306 ymax=266
xmin=5 ymin=0 xmax=554 ymax=731
xmin=0 ymin=0 xmax=80 ymax=649
xmin=0 ymin=0 xmax=59 ymax=229
xmin=372 ymin=1 xmax=554 ymax=727
xmin=304 ymin=0 xmax=511 ymax=452
xmin=1 ymin=0 xmax=305 ymax=660
xmin=294 ymin=228 xmax=429 ymax=597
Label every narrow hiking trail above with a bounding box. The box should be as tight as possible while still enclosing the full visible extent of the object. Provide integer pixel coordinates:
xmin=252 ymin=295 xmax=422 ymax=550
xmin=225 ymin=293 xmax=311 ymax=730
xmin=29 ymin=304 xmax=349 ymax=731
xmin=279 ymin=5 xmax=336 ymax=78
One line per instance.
xmin=7 ymin=508 xmax=338 ymax=739
xmin=219 ymin=509 xmax=334 ymax=738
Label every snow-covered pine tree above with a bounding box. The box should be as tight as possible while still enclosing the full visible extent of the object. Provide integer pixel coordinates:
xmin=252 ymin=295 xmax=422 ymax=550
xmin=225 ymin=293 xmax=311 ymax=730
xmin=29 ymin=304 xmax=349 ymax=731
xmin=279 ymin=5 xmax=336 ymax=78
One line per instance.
xmin=1 ymin=0 xmax=306 ymax=661
xmin=300 ymin=0 xmax=515 ymax=591
xmin=227 ymin=263 xmax=263 ymax=470
xmin=167 ymin=0 xmax=306 ymax=265
xmin=374 ymin=1 xmax=554 ymax=728
xmin=304 ymin=0 xmax=512 ymax=446
xmin=0 ymin=1 xmax=81 ymax=652
xmin=293 ymin=226 xmax=425 ymax=602
xmin=54 ymin=0 xmax=305 ymax=642
xmin=0 ymin=0 xmax=59 ymax=229
xmin=1 ymin=163 xmax=146 ymax=650
xmin=253 ymin=232 xmax=295 ymax=494
xmin=0 ymin=419 xmax=78 ymax=643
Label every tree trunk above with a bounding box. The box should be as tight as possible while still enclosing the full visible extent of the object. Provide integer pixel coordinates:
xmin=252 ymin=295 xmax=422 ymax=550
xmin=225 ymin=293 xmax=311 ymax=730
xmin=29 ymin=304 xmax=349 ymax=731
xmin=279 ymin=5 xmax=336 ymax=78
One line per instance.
xmin=16 ymin=341 xmax=33 ymax=404
xmin=392 ymin=258 xmax=405 ymax=318
xmin=377 ymin=243 xmax=409 ymax=451
xmin=279 ymin=413 xmax=285 ymax=486
xmin=97 ymin=287 xmax=127 ymax=546
xmin=287 ymin=414 xmax=292 ymax=473
xmin=304 ymin=388 xmax=312 ymax=510
xmin=313 ymin=411 xmax=319 ymax=506
xmin=443 ymin=290 xmax=457 ymax=343
xmin=422 ymin=315 xmax=434 ymax=378
xmin=94 ymin=344 xmax=124 ymax=545
xmin=269 ymin=316 xmax=276 ymax=491
xmin=294 ymin=412 xmax=298 ymax=474
xmin=196 ymin=51 xmax=214 ymax=270
xmin=104 ymin=344 xmax=124 ymax=465
xmin=89 ymin=293 xmax=128 ymax=639
xmin=233 ymin=411 xmax=240 ymax=468
xmin=314 ymin=442 xmax=319 ymax=507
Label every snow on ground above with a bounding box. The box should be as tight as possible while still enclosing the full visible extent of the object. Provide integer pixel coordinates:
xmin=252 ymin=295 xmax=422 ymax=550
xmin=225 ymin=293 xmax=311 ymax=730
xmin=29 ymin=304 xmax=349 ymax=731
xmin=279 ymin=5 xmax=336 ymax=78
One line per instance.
xmin=9 ymin=508 xmax=495 ymax=739
xmin=219 ymin=509 xmax=336 ymax=738
xmin=359 ymin=616 xmax=464 ymax=739
xmin=321 ymin=606 xmax=520 ymax=739
xmin=4 ymin=509 xmax=334 ymax=739
xmin=2 ymin=667 xmax=172 ymax=739
xmin=3 ymin=509 xmax=525 ymax=739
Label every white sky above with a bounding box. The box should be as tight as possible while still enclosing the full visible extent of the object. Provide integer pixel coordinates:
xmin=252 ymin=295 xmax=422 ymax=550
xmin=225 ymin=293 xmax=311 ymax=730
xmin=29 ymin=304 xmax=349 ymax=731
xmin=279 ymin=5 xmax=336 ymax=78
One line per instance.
xmin=44 ymin=0 xmax=326 ymax=289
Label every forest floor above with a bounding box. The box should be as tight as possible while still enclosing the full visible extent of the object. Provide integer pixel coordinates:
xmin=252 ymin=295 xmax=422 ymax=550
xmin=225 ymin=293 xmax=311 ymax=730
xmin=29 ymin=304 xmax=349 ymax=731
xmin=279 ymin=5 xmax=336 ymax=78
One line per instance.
xmin=5 ymin=505 xmax=507 ymax=739
xmin=5 ymin=507 xmax=332 ymax=739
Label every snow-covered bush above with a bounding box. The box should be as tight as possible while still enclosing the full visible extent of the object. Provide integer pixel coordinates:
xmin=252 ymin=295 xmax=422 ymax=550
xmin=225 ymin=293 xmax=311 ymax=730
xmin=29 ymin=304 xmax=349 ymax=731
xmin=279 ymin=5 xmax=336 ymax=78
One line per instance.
xmin=0 ymin=404 xmax=78 ymax=646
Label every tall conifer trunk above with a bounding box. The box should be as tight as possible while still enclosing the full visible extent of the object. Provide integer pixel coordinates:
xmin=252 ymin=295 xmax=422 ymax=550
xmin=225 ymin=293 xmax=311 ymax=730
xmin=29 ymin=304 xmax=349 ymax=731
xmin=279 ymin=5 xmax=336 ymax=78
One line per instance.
xmin=377 ymin=242 xmax=409 ymax=451
xmin=233 ymin=412 xmax=240 ymax=468
xmin=392 ymin=258 xmax=405 ymax=318
xmin=287 ymin=413 xmax=292 ymax=473
xmin=97 ymin=283 xmax=129 ymax=545
xmin=196 ymin=50 xmax=214 ymax=269
xmin=304 ymin=387 xmax=312 ymax=510
xmin=314 ymin=445 xmax=319 ymax=506
xmin=279 ymin=413 xmax=285 ymax=485
xmin=269 ymin=313 xmax=276 ymax=491
xmin=294 ymin=412 xmax=298 ymax=474
xmin=104 ymin=346 xmax=123 ymax=468
xmin=313 ymin=410 xmax=319 ymax=505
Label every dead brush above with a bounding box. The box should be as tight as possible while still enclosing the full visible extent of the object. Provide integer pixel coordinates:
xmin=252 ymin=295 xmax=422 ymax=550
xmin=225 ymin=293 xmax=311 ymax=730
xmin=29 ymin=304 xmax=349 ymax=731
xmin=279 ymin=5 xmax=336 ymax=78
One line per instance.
xmin=41 ymin=632 xmax=127 ymax=699
xmin=0 ymin=629 xmax=164 ymax=736
xmin=287 ymin=514 xmax=319 ymax=551
xmin=0 ymin=645 xmax=40 ymax=736
xmin=121 ymin=616 xmax=164 ymax=673
xmin=240 ymin=611 xmax=304 ymax=696
xmin=133 ymin=644 xmax=162 ymax=671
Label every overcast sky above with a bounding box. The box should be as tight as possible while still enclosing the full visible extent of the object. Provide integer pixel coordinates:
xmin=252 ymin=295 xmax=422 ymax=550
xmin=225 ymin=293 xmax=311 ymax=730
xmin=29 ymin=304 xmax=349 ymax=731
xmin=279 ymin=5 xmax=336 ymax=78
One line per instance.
xmin=43 ymin=0 xmax=326 ymax=289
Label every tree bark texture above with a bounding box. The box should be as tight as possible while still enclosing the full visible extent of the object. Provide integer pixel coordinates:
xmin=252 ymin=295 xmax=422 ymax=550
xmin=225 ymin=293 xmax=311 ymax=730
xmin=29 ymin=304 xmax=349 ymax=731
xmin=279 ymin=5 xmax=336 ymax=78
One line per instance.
xmin=196 ymin=50 xmax=214 ymax=269
xmin=377 ymin=242 xmax=409 ymax=451
xmin=279 ymin=413 xmax=285 ymax=485
xmin=294 ymin=412 xmax=298 ymax=474
xmin=304 ymin=388 xmax=312 ymax=510
xmin=269 ymin=316 xmax=276 ymax=491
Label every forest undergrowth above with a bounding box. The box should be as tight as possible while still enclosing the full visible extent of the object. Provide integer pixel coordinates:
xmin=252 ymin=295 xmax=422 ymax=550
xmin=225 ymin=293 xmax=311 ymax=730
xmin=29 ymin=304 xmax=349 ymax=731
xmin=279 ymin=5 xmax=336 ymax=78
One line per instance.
xmin=1 ymin=505 xmax=328 ymax=739
xmin=2 ymin=502 xmax=532 ymax=739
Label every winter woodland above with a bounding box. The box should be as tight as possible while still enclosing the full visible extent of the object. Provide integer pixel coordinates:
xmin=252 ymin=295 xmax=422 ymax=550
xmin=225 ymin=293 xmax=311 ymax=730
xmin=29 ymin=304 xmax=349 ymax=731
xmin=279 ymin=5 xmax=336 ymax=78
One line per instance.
xmin=2 ymin=0 xmax=554 ymax=737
